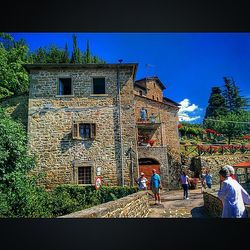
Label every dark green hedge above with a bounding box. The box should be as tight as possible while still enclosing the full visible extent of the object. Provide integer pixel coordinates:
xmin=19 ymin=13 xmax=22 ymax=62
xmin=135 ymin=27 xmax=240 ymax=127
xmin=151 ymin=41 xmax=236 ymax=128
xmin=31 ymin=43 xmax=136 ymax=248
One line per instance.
xmin=48 ymin=185 xmax=138 ymax=217
xmin=0 ymin=183 xmax=138 ymax=218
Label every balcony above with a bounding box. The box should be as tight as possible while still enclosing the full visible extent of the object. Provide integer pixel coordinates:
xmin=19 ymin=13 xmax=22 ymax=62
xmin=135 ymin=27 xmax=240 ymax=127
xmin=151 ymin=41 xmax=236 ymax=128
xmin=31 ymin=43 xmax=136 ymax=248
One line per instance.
xmin=136 ymin=112 xmax=161 ymax=129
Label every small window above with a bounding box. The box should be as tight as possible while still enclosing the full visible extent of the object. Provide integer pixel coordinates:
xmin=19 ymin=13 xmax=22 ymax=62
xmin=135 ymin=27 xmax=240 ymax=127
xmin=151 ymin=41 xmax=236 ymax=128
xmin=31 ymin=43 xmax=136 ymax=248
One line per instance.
xmin=78 ymin=166 xmax=91 ymax=184
xmin=139 ymin=90 xmax=143 ymax=96
xmin=93 ymin=78 xmax=105 ymax=94
xmin=157 ymin=97 xmax=159 ymax=101
xmin=59 ymin=78 xmax=72 ymax=95
xmin=72 ymin=123 xmax=96 ymax=140
xmin=152 ymin=95 xmax=155 ymax=100
xmin=154 ymin=83 xmax=156 ymax=88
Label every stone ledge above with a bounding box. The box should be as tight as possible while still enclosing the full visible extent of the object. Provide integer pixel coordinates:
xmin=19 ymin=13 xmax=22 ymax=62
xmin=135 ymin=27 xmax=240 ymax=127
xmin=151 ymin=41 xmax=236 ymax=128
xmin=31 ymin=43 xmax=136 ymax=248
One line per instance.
xmin=203 ymin=186 xmax=250 ymax=218
xmin=59 ymin=191 xmax=149 ymax=218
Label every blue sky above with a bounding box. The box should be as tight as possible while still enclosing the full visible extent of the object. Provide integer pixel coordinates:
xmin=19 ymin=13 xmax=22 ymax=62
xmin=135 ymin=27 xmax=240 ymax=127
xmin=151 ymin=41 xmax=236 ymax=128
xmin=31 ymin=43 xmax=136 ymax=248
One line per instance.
xmin=11 ymin=33 xmax=250 ymax=123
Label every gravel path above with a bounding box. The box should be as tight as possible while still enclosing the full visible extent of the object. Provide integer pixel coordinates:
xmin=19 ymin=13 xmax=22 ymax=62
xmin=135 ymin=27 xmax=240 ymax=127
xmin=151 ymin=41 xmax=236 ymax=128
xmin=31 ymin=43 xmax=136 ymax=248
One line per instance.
xmin=147 ymin=188 xmax=209 ymax=218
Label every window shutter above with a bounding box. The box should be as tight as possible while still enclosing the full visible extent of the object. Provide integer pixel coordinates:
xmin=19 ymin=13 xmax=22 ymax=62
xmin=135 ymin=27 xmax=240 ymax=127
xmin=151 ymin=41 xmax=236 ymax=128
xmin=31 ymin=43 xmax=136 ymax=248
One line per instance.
xmin=72 ymin=123 xmax=78 ymax=139
xmin=91 ymin=124 xmax=96 ymax=139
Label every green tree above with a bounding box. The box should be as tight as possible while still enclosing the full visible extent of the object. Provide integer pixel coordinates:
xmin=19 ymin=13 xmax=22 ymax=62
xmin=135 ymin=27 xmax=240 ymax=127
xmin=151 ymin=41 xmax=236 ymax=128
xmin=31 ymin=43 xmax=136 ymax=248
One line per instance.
xmin=62 ymin=43 xmax=70 ymax=63
xmin=204 ymin=87 xmax=227 ymax=120
xmin=46 ymin=45 xmax=64 ymax=63
xmin=223 ymin=77 xmax=249 ymax=112
xmin=0 ymin=33 xmax=30 ymax=99
xmin=30 ymin=47 xmax=47 ymax=63
xmin=71 ymin=34 xmax=82 ymax=63
xmin=82 ymin=40 xmax=106 ymax=64
xmin=83 ymin=40 xmax=92 ymax=63
xmin=204 ymin=110 xmax=250 ymax=144
xmin=0 ymin=108 xmax=51 ymax=217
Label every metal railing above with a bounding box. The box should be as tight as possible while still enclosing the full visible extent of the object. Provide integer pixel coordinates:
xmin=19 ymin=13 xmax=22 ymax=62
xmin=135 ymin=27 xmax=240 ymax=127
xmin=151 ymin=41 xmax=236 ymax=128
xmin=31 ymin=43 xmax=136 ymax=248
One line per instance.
xmin=182 ymin=144 xmax=250 ymax=156
xmin=136 ymin=110 xmax=161 ymax=124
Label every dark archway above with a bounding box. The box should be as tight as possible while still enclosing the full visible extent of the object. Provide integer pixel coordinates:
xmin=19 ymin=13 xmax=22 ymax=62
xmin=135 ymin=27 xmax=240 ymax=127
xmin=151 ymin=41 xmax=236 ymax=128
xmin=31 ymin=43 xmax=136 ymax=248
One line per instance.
xmin=139 ymin=158 xmax=160 ymax=189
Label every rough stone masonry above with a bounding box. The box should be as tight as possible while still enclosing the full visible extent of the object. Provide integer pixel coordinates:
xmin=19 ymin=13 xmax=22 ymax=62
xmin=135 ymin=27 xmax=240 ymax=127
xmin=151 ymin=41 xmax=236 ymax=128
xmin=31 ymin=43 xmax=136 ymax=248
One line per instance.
xmin=24 ymin=64 xmax=181 ymax=189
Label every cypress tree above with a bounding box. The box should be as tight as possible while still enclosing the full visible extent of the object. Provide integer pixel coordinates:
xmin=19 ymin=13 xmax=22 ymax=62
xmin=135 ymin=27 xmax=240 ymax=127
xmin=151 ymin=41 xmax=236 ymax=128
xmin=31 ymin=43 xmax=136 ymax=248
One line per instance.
xmin=204 ymin=87 xmax=227 ymax=121
xmin=223 ymin=77 xmax=249 ymax=112
xmin=83 ymin=40 xmax=92 ymax=63
xmin=71 ymin=34 xmax=82 ymax=63
xmin=62 ymin=43 xmax=70 ymax=63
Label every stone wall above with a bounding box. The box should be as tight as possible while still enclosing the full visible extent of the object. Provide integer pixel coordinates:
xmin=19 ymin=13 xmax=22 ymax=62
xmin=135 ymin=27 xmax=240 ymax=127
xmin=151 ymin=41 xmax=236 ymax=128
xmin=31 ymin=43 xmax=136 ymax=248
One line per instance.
xmin=27 ymin=65 xmax=138 ymax=188
xmin=26 ymin=64 xmax=181 ymax=189
xmin=203 ymin=187 xmax=223 ymax=218
xmin=135 ymin=95 xmax=180 ymax=189
xmin=59 ymin=191 xmax=150 ymax=218
xmin=137 ymin=146 xmax=169 ymax=188
xmin=144 ymin=78 xmax=163 ymax=102
xmin=188 ymin=154 xmax=250 ymax=184
xmin=135 ymin=95 xmax=180 ymax=152
xmin=203 ymin=186 xmax=250 ymax=218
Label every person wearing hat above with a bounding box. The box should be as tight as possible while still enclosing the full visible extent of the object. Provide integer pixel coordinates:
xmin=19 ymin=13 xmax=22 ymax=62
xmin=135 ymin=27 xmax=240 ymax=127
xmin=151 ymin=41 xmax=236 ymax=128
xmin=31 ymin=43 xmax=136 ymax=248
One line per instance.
xmin=218 ymin=166 xmax=250 ymax=218
xmin=150 ymin=169 xmax=162 ymax=205
xmin=225 ymin=165 xmax=236 ymax=180
xmin=136 ymin=172 xmax=148 ymax=191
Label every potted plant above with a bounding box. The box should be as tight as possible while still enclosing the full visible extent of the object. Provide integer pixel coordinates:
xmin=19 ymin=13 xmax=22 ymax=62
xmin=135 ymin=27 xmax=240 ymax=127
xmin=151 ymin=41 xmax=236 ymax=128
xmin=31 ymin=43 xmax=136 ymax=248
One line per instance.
xmin=148 ymin=139 xmax=156 ymax=146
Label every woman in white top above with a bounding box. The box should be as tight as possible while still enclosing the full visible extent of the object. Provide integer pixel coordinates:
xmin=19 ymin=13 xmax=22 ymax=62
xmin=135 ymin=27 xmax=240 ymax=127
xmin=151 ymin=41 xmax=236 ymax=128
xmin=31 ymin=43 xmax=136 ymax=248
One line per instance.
xmin=180 ymin=171 xmax=190 ymax=199
xmin=137 ymin=172 xmax=148 ymax=190
xmin=218 ymin=166 xmax=250 ymax=218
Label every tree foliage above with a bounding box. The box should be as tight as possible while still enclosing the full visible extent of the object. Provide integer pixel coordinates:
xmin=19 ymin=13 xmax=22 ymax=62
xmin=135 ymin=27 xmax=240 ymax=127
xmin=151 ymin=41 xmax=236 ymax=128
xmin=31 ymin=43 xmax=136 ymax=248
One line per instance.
xmin=71 ymin=34 xmax=82 ymax=63
xmin=0 ymin=33 xmax=106 ymax=100
xmin=0 ymin=108 xmax=51 ymax=217
xmin=82 ymin=40 xmax=106 ymax=64
xmin=0 ymin=33 xmax=30 ymax=99
xmin=204 ymin=87 xmax=227 ymax=119
xmin=203 ymin=77 xmax=250 ymax=143
xmin=223 ymin=77 xmax=249 ymax=112
xmin=204 ymin=110 xmax=250 ymax=144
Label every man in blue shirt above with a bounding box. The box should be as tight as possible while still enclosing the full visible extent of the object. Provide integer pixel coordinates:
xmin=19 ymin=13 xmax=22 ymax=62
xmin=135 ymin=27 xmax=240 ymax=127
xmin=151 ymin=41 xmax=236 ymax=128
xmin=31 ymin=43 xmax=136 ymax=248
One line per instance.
xmin=205 ymin=170 xmax=212 ymax=189
xmin=150 ymin=169 xmax=162 ymax=205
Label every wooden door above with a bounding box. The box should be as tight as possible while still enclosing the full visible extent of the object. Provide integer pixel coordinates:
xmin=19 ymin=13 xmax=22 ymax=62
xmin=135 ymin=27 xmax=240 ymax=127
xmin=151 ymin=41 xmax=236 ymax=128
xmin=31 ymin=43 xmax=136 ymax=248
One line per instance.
xmin=139 ymin=164 xmax=160 ymax=189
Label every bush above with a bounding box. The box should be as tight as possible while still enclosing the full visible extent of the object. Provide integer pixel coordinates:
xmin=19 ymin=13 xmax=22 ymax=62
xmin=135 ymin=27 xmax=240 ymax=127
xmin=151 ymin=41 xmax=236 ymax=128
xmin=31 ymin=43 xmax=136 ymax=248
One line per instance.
xmin=0 ymin=108 xmax=52 ymax=218
xmin=2 ymin=172 xmax=52 ymax=218
xmin=48 ymin=185 xmax=138 ymax=217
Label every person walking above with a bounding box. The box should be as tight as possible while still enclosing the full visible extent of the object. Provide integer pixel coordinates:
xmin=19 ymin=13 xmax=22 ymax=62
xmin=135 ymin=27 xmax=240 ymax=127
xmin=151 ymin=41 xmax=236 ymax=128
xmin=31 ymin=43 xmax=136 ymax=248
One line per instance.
xmin=204 ymin=170 xmax=212 ymax=189
xmin=180 ymin=171 xmax=190 ymax=199
xmin=150 ymin=169 xmax=161 ymax=205
xmin=136 ymin=172 xmax=148 ymax=190
xmin=218 ymin=166 xmax=250 ymax=218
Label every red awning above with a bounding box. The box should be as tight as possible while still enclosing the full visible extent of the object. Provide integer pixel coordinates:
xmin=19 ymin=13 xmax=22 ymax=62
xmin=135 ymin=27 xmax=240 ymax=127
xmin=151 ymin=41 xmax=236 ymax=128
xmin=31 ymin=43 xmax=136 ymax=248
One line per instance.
xmin=233 ymin=161 xmax=250 ymax=168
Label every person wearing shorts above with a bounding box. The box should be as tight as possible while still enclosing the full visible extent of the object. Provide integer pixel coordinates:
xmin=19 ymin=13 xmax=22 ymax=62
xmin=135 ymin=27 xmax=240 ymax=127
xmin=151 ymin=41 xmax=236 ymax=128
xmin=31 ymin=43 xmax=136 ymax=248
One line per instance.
xmin=150 ymin=169 xmax=161 ymax=205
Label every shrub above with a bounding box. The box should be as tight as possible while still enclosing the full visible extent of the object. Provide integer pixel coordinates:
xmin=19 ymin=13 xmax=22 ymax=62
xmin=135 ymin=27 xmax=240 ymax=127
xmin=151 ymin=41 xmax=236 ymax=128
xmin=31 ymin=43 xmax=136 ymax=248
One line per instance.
xmin=0 ymin=108 xmax=52 ymax=218
xmin=48 ymin=185 xmax=138 ymax=217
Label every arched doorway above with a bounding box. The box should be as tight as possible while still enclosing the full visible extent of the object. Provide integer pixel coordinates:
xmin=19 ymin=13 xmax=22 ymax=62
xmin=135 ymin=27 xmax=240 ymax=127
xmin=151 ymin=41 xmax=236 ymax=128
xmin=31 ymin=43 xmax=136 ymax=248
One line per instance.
xmin=139 ymin=158 xmax=160 ymax=189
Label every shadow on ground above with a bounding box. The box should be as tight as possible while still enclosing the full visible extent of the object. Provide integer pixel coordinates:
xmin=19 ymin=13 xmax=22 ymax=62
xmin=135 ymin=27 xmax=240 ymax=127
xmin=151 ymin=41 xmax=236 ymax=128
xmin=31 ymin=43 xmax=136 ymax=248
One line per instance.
xmin=191 ymin=206 xmax=210 ymax=218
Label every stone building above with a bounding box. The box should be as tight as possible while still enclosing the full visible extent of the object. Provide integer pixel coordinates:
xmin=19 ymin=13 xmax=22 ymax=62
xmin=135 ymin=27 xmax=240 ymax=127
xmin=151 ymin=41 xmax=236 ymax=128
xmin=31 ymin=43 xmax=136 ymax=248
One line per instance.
xmin=24 ymin=64 xmax=180 ymax=189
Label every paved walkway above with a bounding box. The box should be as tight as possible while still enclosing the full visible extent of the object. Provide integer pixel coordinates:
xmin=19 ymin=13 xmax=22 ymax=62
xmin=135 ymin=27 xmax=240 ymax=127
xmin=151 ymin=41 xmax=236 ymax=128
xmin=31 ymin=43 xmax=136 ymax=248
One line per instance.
xmin=147 ymin=188 xmax=209 ymax=218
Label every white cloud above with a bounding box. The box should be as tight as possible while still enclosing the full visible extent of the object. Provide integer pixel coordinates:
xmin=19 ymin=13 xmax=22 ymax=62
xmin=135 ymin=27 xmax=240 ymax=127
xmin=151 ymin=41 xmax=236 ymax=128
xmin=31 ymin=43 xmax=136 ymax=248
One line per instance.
xmin=178 ymin=98 xmax=201 ymax=122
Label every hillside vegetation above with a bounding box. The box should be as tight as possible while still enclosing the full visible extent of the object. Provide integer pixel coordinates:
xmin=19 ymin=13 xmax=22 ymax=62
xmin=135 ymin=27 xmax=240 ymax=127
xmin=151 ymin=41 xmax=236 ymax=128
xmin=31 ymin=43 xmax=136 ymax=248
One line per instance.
xmin=0 ymin=94 xmax=28 ymax=130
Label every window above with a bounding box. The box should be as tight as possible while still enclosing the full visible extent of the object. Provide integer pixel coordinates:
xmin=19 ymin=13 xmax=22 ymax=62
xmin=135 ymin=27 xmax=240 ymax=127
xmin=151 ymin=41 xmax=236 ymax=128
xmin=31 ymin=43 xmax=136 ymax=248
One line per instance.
xmin=72 ymin=123 xmax=96 ymax=140
xmin=78 ymin=166 xmax=91 ymax=184
xmin=152 ymin=95 xmax=155 ymax=100
xmin=59 ymin=78 xmax=72 ymax=95
xmin=157 ymin=97 xmax=159 ymax=101
xmin=139 ymin=90 xmax=143 ymax=96
xmin=154 ymin=83 xmax=156 ymax=88
xmin=93 ymin=77 xmax=105 ymax=94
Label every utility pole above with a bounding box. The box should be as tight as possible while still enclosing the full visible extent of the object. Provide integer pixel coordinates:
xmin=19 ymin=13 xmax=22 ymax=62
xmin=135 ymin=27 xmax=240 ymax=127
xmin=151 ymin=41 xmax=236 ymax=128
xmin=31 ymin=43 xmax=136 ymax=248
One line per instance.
xmin=117 ymin=59 xmax=124 ymax=187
